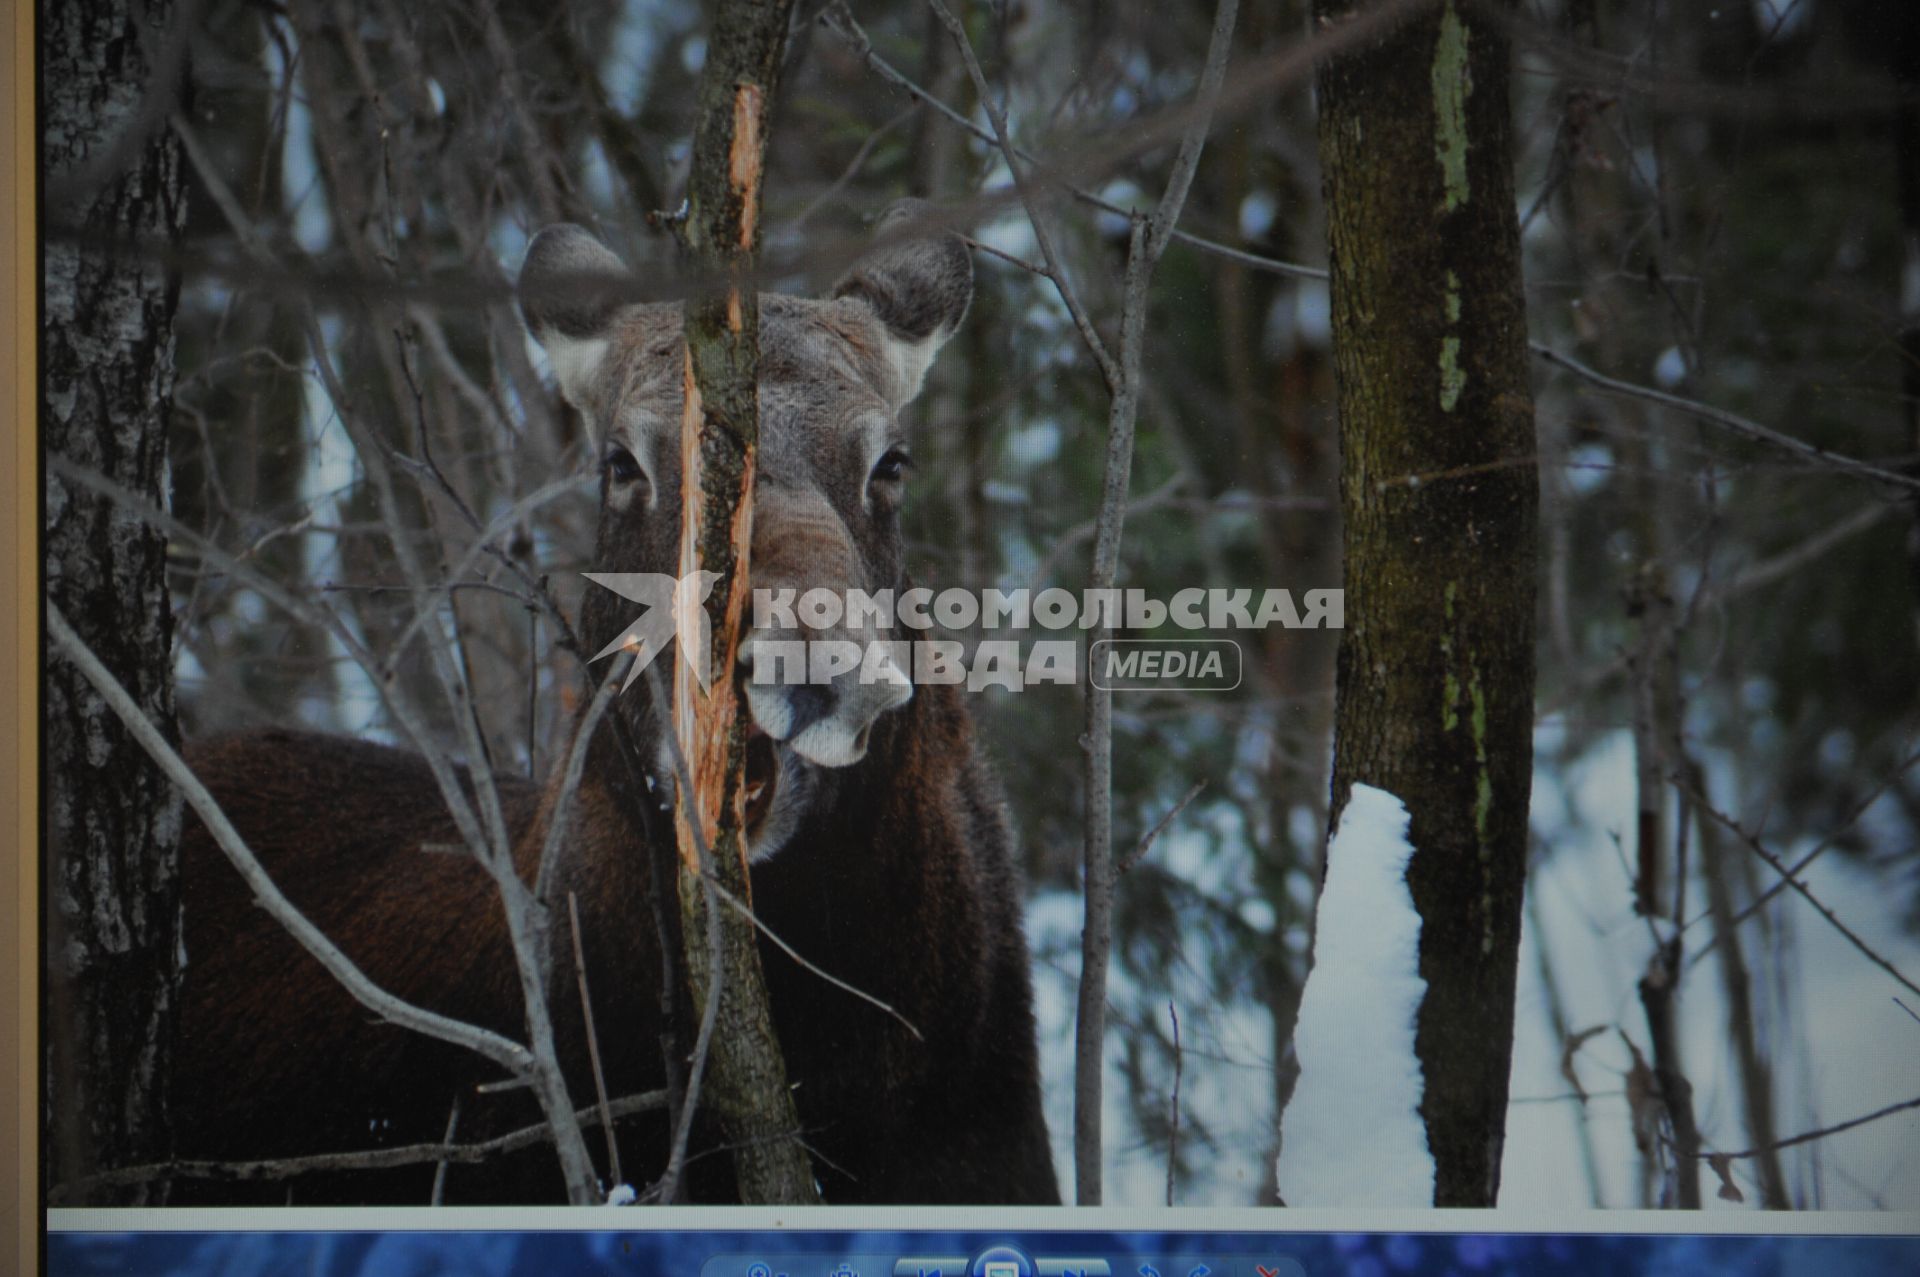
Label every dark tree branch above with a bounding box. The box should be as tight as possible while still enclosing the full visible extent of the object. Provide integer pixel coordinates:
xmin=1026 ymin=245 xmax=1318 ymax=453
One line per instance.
xmin=45 ymin=1089 xmax=669 ymax=1202
xmin=1700 ymin=1095 xmax=1920 ymax=1164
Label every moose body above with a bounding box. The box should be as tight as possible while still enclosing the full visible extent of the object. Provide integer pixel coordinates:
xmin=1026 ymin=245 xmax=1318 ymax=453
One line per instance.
xmin=169 ymin=210 xmax=1060 ymax=1205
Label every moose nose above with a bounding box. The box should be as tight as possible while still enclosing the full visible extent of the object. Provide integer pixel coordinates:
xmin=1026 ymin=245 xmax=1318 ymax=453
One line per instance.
xmin=738 ymin=623 xmax=911 ymax=767
xmin=774 ymin=681 xmax=834 ymax=741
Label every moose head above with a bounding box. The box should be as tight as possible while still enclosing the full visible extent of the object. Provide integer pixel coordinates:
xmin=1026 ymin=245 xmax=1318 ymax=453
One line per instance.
xmin=518 ymin=205 xmax=973 ymax=859
xmin=169 ymin=204 xmax=1057 ymax=1207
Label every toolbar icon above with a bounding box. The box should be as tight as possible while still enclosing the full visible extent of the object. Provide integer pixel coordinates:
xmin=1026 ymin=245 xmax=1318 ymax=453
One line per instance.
xmin=1035 ymin=1261 xmax=1112 ymax=1277
xmin=970 ymin=1245 xmax=1034 ymax=1277
xmin=895 ymin=1260 xmax=969 ymax=1277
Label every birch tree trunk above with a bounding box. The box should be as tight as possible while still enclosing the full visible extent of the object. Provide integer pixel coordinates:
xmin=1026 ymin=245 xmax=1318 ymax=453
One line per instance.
xmin=41 ymin=0 xmax=189 ymax=1203
xmin=672 ymin=0 xmax=818 ymax=1204
xmin=1313 ymin=0 xmax=1538 ymax=1207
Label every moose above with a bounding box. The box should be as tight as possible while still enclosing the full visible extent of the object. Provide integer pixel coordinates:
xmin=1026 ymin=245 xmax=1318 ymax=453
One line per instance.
xmin=168 ymin=208 xmax=1060 ymax=1205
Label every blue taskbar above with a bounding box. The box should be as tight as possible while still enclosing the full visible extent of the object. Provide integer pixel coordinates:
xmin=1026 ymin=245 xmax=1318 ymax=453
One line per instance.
xmin=41 ymin=1215 xmax=1920 ymax=1277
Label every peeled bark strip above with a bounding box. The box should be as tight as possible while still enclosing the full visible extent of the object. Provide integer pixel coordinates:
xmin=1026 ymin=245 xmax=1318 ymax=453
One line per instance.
xmin=1313 ymin=0 xmax=1538 ymax=1207
xmin=41 ymin=0 xmax=189 ymax=1203
xmin=672 ymin=0 xmax=816 ymax=1205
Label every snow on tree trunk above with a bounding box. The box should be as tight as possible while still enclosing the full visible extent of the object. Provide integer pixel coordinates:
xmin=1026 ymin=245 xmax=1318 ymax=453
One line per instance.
xmin=1276 ymin=784 xmax=1432 ymax=1206
xmin=1310 ymin=0 xmax=1539 ymax=1207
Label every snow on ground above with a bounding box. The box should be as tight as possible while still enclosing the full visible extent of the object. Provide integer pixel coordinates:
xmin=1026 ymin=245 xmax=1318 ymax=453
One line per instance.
xmin=1022 ymin=727 xmax=1919 ymax=1209
xmin=1027 ymin=853 xmax=1278 ymax=1206
xmin=1273 ymin=783 xmax=1433 ymax=1206
xmin=1502 ymin=727 xmax=1920 ymax=1210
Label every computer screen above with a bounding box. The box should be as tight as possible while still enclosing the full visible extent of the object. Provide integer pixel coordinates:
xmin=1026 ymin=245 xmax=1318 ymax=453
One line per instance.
xmin=21 ymin=0 xmax=1920 ymax=1273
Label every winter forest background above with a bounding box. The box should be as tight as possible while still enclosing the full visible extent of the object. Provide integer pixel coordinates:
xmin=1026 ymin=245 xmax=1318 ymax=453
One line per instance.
xmin=39 ymin=0 xmax=1920 ymax=1211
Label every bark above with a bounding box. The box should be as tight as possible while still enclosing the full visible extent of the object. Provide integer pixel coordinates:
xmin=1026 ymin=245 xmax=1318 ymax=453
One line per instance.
xmin=1894 ymin=4 xmax=1920 ymax=646
xmin=672 ymin=0 xmax=817 ymax=1205
xmin=41 ymin=0 xmax=190 ymax=1204
xmin=1313 ymin=0 xmax=1538 ymax=1207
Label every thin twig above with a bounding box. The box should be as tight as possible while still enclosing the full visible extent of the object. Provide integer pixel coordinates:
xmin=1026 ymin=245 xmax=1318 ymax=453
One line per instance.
xmin=1677 ymin=778 xmax=1920 ymax=1000
xmin=790 ymin=105 xmax=919 ymax=231
xmin=429 ymin=1094 xmax=461 ymax=1206
xmin=1532 ymin=342 xmax=1920 ymax=493
xmin=46 ymin=603 xmax=541 ymax=1081
xmin=925 ymin=0 xmax=1120 ymax=391
xmin=45 ymin=1089 xmax=668 ymax=1202
xmin=1699 ymin=1095 xmax=1920 ymax=1162
xmin=1069 ymin=0 xmax=1239 ymax=1207
xmin=1025 ymin=472 xmax=1189 ymax=592
xmin=1165 ymin=1001 xmax=1183 ymax=1207
xmin=1688 ymin=746 xmax=1920 ymax=959
xmin=700 ymin=873 xmax=924 ymax=1042
xmin=534 ymin=657 xmax=631 ymax=907
xmin=570 ymin=891 xmax=623 ymax=1189
xmin=1119 ymin=780 xmax=1208 ymax=876
xmin=823 ymin=1 xmax=1327 ymax=283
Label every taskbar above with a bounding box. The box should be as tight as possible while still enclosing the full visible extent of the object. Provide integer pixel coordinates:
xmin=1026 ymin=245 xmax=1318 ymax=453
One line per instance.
xmin=40 ymin=1223 xmax=1920 ymax=1277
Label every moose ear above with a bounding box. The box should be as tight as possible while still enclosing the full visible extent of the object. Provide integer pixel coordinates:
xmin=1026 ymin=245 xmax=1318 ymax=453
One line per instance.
xmin=519 ymin=224 xmax=631 ymax=409
xmin=831 ymin=200 xmax=974 ymax=407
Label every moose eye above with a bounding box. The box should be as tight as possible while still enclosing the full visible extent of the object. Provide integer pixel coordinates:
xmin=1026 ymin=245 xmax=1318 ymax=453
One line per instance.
xmin=604 ymin=445 xmax=643 ymax=486
xmin=869 ymin=447 xmax=913 ymax=487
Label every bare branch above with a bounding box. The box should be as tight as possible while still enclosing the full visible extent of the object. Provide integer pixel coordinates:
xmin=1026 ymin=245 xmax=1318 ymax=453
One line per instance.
xmin=1165 ymin=1002 xmax=1183 ymax=1207
xmin=570 ymin=891 xmax=623 ymax=1189
xmin=1699 ymin=1095 xmax=1920 ymax=1163
xmin=47 ymin=603 xmax=540 ymax=1081
xmin=1073 ymin=0 xmax=1237 ymax=1207
xmin=1533 ymin=342 xmax=1920 ymax=494
xmin=430 ymin=1094 xmax=462 ymax=1207
xmin=1141 ymin=0 xmax=1241 ymax=265
xmin=925 ymin=0 xmax=1121 ymax=391
xmin=1119 ymin=780 xmax=1209 ymax=877
xmin=824 ymin=2 xmax=1327 ymax=282
xmin=45 ymin=1089 xmax=669 ymax=1202
xmin=534 ymin=658 xmax=632 ymax=907
xmin=699 ymin=874 xmax=924 ymax=1042
xmin=1678 ymin=777 xmax=1920 ymax=1001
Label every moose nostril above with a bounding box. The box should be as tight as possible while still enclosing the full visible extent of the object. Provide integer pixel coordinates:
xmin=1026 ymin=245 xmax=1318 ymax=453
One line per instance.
xmin=783 ymin=682 xmax=834 ymax=738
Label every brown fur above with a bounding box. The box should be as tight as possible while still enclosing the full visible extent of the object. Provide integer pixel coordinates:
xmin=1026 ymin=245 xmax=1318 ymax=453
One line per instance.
xmin=168 ymin=215 xmax=1059 ymax=1205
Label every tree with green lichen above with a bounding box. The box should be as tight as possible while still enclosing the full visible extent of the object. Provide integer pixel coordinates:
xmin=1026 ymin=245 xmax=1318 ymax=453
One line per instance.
xmin=1306 ymin=0 xmax=1538 ymax=1207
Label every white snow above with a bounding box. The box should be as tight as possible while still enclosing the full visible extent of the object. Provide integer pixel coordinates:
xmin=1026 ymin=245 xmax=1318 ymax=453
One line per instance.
xmin=603 ymin=1183 xmax=636 ymax=1206
xmin=1653 ymin=345 xmax=1688 ymax=389
xmin=1274 ymin=783 xmax=1435 ymax=1206
xmin=1502 ymin=726 xmax=1920 ymax=1211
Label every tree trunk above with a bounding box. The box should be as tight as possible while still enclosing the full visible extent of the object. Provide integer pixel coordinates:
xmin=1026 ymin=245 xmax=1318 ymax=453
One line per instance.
xmin=673 ymin=0 xmax=818 ymax=1205
xmin=41 ymin=0 xmax=189 ymax=1203
xmin=1893 ymin=3 xmax=1920 ymax=647
xmin=1313 ymin=0 xmax=1538 ymax=1207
